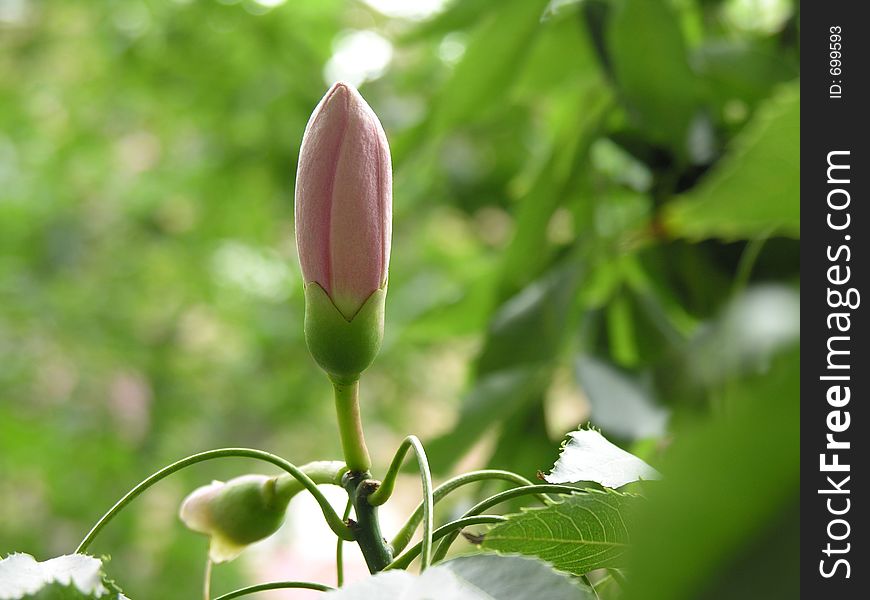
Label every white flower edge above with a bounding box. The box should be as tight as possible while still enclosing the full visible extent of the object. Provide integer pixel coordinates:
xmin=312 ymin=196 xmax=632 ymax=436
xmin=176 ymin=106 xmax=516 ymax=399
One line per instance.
xmin=545 ymin=428 xmax=662 ymax=489
xmin=0 ymin=553 xmax=127 ymax=599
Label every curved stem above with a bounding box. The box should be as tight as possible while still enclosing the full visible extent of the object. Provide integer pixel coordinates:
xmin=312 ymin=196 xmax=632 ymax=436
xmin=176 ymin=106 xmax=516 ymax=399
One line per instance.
xmin=583 ymin=574 xmax=600 ymax=599
xmin=275 ymin=460 xmax=348 ymax=498
xmin=390 ymin=469 xmax=544 ymax=555
xmin=333 ymin=380 xmax=371 ymax=473
xmin=732 ymin=235 xmax=769 ymax=297
xmin=336 ymin=497 xmax=353 ymax=586
xmin=384 ymin=516 xmax=507 ymax=571
xmin=213 ymin=581 xmax=334 ymax=599
xmin=365 ymin=437 xmax=408 ymax=507
xmin=76 ymin=448 xmax=354 ymax=554
xmin=431 ymin=484 xmax=580 ymax=563
xmin=366 ymin=436 xmax=434 ymax=571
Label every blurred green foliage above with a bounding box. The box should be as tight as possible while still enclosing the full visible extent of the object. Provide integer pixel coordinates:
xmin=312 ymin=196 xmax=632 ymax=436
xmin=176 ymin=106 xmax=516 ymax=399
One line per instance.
xmin=2 ymin=0 xmax=798 ymax=597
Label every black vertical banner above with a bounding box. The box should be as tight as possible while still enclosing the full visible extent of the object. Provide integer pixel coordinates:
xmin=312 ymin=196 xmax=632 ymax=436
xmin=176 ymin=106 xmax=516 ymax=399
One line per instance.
xmin=801 ymin=1 xmax=867 ymax=597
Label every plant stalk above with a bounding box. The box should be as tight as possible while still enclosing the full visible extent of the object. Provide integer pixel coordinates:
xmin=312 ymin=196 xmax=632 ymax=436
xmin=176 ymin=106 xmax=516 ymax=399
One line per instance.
xmin=343 ymin=471 xmax=393 ymax=573
xmin=333 ymin=380 xmax=371 ymax=473
xmin=213 ymin=581 xmax=333 ymax=599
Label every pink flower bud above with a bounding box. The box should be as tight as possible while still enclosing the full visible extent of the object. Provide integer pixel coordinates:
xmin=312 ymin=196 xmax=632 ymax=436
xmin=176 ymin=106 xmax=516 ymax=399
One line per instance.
xmin=295 ymin=82 xmax=392 ymax=320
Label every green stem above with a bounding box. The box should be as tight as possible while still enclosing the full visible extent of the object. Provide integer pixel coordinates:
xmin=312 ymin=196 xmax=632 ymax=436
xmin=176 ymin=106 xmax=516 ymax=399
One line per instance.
xmin=390 ymin=469 xmax=544 ymax=555
xmin=76 ymin=448 xmax=354 ymax=554
xmin=203 ymin=558 xmax=212 ymax=600
xmin=583 ymin=574 xmax=600 ymax=599
xmin=367 ymin=435 xmax=426 ymax=506
xmin=431 ymin=484 xmax=580 ymax=562
xmin=344 ymin=471 xmax=393 ymax=573
xmin=366 ymin=436 xmax=434 ymax=571
xmin=212 ymin=581 xmax=333 ymax=599
xmin=384 ymin=516 xmax=507 ymax=571
xmin=336 ymin=498 xmax=352 ymax=586
xmin=732 ymin=235 xmax=768 ymax=296
xmin=333 ymin=380 xmax=371 ymax=473
xmin=275 ymin=460 xmax=348 ymax=498
xmin=592 ymin=573 xmax=613 ymax=593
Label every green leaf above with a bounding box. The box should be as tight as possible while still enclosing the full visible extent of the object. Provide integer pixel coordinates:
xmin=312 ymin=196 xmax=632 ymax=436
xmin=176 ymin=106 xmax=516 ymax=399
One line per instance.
xmin=694 ymin=41 xmax=798 ymax=108
xmin=0 ymin=554 xmax=128 ymax=600
xmin=486 ymin=399 xmax=555 ymax=484
xmin=399 ymin=0 xmax=493 ymax=42
xmin=622 ymin=349 xmax=799 ymax=600
xmin=682 ymin=284 xmax=800 ymax=387
xmin=425 ymin=366 xmax=548 ymax=474
xmin=664 ymin=83 xmax=800 ymax=240
xmin=545 ymin=427 xmax=661 ymax=488
xmin=479 ymin=262 xmax=583 ymax=374
xmin=511 ymin=7 xmax=598 ymax=101
xmin=431 ymin=0 xmax=551 ymax=130
xmin=426 ymin=263 xmax=583 ymax=473
xmin=326 ymin=554 xmax=593 ymax=599
xmin=496 ymin=88 xmax=610 ymax=297
xmin=480 ymin=490 xmax=639 ymax=575
xmin=607 ymin=0 xmax=699 ymax=150
xmin=575 ymin=356 xmax=669 ymax=440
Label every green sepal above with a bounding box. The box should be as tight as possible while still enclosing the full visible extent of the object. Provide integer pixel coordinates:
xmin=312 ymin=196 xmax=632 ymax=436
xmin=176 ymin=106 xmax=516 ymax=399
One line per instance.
xmin=304 ymin=283 xmax=386 ymax=383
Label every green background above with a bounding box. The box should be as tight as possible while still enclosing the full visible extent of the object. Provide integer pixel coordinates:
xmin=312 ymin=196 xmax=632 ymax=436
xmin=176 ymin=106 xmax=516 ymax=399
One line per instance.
xmin=1 ymin=0 xmax=799 ymax=598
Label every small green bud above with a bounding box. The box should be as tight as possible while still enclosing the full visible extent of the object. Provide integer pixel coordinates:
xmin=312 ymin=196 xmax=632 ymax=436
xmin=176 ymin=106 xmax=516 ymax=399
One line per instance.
xmin=303 ymin=283 xmax=386 ymax=383
xmin=179 ymin=462 xmax=347 ymax=562
xmin=179 ymin=475 xmax=292 ymax=563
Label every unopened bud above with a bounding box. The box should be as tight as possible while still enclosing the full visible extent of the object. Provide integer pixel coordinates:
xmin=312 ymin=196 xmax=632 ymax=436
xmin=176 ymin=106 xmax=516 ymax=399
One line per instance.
xmin=295 ymin=82 xmax=392 ymax=383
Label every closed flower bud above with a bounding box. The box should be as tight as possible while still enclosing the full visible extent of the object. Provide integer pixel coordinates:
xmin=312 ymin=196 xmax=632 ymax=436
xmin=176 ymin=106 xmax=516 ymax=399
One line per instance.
xmin=179 ymin=475 xmax=292 ymax=563
xmin=179 ymin=462 xmax=346 ymax=563
xmin=295 ymin=82 xmax=392 ymax=382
